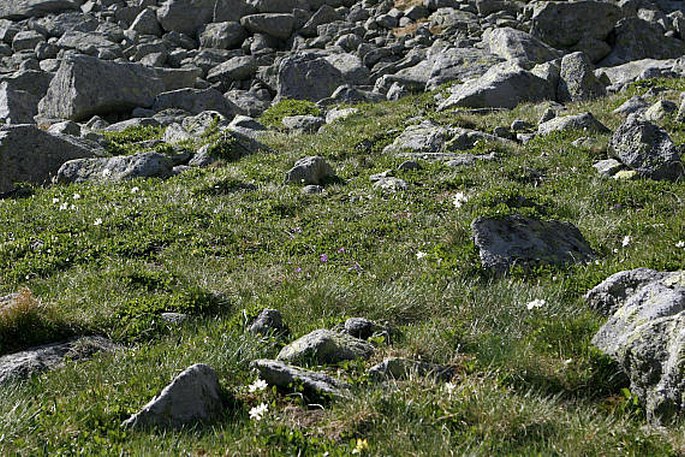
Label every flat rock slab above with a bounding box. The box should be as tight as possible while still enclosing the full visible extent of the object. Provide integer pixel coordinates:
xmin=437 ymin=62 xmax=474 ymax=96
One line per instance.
xmin=0 ymin=336 xmax=118 ymax=384
xmin=0 ymin=0 xmax=81 ymax=20
xmin=38 ymin=54 xmax=199 ymax=121
xmin=0 ymin=124 xmax=96 ymax=195
xmin=123 ymin=363 xmax=227 ymax=429
xmin=277 ymin=329 xmax=374 ymax=365
xmin=368 ymin=357 xmax=454 ymax=382
xmin=537 ymin=112 xmax=610 ymax=136
xmin=588 ymin=269 xmax=685 ymax=423
xmin=471 ymin=215 xmax=595 ymax=272
xmin=56 ymin=152 xmax=175 ymax=184
xmin=252 ymin=359 xmax=349 ymax=401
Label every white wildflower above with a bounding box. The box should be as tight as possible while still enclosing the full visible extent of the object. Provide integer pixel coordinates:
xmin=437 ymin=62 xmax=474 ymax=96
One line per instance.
xmin=131 ymin=186 xmax=140 ymax=194
xmin=248 ymin=378 xmax=268 ymax=393
xmin=525 ymin=299 xmax=547 ymax=310
xmin=59 ymin=202 xmax=69 ymax=211
xmin=444 ymin=382 xmax=456 ymax=397
xmin=249 ymin=402 xmax=268 ymax=421
xmin=52 ymin=197 xmax=60 ymax=204
xmin=452 ymin=192 xmax=469 ymax=209
xmin=622 ymin=235 xmax=631 ymax=247
xmin=72 ymin=193 xmax=80 ymax=200
xmin=676 ymin=241 xmax=685 ymax=249
xmin=93 ymin=218 xmax=103 ymax=226
xmin=416 ymin=251 xmax=427 ymax=259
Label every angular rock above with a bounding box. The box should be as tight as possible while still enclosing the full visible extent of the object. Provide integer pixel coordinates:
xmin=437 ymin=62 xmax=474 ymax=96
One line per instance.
xmin=482 ymin=27 xmax=560 ymax=67
xmin=277 ymin=329 xmax=374 ymax=365
xmin=199 ymin=22 xmax=246 ymax=49
xmin=241 ymin=13 xmax=295 ymax=40
xmin=56 ymin=152 xmax=175 ymax=184
xmin=383 ymin=121 xmax=509 ymax=154
xmin=368 ymin=357 xmax=454 ymax=382
xmin=530 ymin=0 xmax=620 ymax=56
xmin=342 ymin=317 xmax=380 ymax=340
xmin=557 ymin=52 xmax=606 ymax=103
xmin=439 ymin=62 xmax=554 ymax=110
xmin=281 ymin=115 xmax=324 ymax=133
xmin=471 ymin=215 xmax=595 ymax=272
xmin=613 ymin=96 xmax=650 ymax=116
xmin=0 ymin=124 xmax=95 ymax=195
xmin=588 ymin=270 xmax=685 ymax=422
xmin=152 ymin=88 xmax=238 ymax=118
xmin=0 ymin=81 xmax=39 ymax=124
xmin=284 ymin=156 xmax=335 ymax=185
xmin=38 ymin=54 xmax=199 ymax=121
xmin=249 ymin=308 xmax=288 ymax=336
xmin=56 ymin=31 xmax=122 ymax=60
xmin=601 ymin=17 xmax=685 ymax=66
xmin=0 ymin=0 xmax=80 ymax=20
xmin=157 ymin=0 xmax=215 ymax=35
xmin=609 ymin=116 xmax=683 ymax=181
xmin=0 ymin=336 xmax=118 ymax=384
xmin=593 ymin=159 xmax=625 ymax=178
xmin=207 ymin=56 xmax=257 ymax=88
xmin=252 ymin=359 xmax=349 ymax=401
xmin=123 ymin=364 xmax=227 ymax=429
xmin=644 ymin=100 xmax=677 ymax=122
xmin=537 ymin=112 xmax=610 ymax=136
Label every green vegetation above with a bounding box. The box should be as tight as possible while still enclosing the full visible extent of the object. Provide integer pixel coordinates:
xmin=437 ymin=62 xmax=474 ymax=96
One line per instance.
xmin=259 ymin=99 xmax=322 ymax=130
xmin=1 ymin=79 xmax=685 ymax=455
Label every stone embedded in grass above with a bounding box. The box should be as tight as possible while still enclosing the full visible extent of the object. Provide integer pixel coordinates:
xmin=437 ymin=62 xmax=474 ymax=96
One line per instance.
xmin=0 ymin=336 xmax=118 ymax=385
xmin=342 ymin=317 xmax=381 ymax=341
xmin=248 ymin=308 xmax=288 ymax=337
xmin=471 ymin=215 xmax=595 ymax=272
xmin=284 ymin=156 xmax=336 ymax=185
xmin=609 ymin=115 xmax=683 ymax=181
xmin=373 ymin=177 xmax=408 ymax=192
xmin=277 ymin=329 xmax=374 ymax=365
xmin=123 ymin=363 xmax=228 ymax=429
xmin=643 ymin=100 xmax=677 ymax=122
xmin=593 ymin=159 xmax=625 ymax=178
xmin=368 ymin=357 xmax=454 ymax=382
xmin=613 ymin=95 xmax=649 ymax=116
xmin=281 ymin=115 xmax=325 ymax=134
xmin=0 ymin=124 xmax=96 ymax=195
xmin=588 ymin=269 xmax=685 ymax=423
xmin=252 ymin=359 xmax=350 ymax=402
xmin=55 ymin=152 xmax=175 ymax=184
xmin=537 ymin=112 xmax=610 ymax=136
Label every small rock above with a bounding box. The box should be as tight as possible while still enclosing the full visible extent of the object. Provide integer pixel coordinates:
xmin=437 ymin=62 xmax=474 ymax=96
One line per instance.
xmin=613 ymin=96 xmax=649 ymax=116
xmin=342 ymin=318 xmax=379 ymax=340
xmin=252 ymin=359 xmax=349 ymax=401
xmin=593 ymin=159 xmax=625 ymax=177
xmin=373 ymin=177 xmax=408 ymax=192
xmin=538 ymin=112 xmax=610 ymax=136
xmin=281 ymin=115 xmax=325 ymax=134
xmin=285 ymin=156 xmax=335 ymax=185
xmin=302 ymin=184 xmax=325 ymax=194
xmin=643 ymin=100 xmax=677 ymax=122
xmin=277 ymin=329 xmax=374 ymax=365
xmin=397 ymin=160 xmax=420 ymax=171
xmin=161 ymin=313 xmax=188 ymax=324
xmin=123 ymin=364 xmax=228 ymax=429
xmin=248 ymin=308 xmax=288 ymax=337
xmin=368 ymin=357 xmax=454 ymax=382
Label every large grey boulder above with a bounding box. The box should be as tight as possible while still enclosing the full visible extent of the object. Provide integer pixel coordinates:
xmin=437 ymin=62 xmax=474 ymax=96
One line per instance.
xmin=557 ymin=52 xmax=605 ymax=103
xmin=157 ymin=0 xmax=254 ymax=35
xmin=38 ymin=55 xmax=199 ymax=121
xmin=383 ymin=121 xmax=508 ymax=154
xmin=123 ymin=364 xmax=227 ymax=429
xmin=609 ymin=116 xmax=683 ymax=181
xmin=482 ymin=27 xmax=560 ymax=67
xmin=240 ymin=13 xmax=295 ymax=40
xmin=199 ymin=21 xmax=246 ymax=49
xmin=276 ymin=52 xmax=368 ymax=102
xmin=530 ymin=0 xmax=620 ymax=60
xmin=252 ymin=359 xmax=349 ymax=401
xmin=0 ymin=124 xmax=95 ymax=195
xmin=588 ymin=269 xmax=685 ymax=422
xmin=56 ymin=152 xmax=175 ymax=184
xmin=438 ymin=62 xmax=554 ymax=110
xmin=0 ymin=0 xmax=81 ymax=20
xmin=471 ymin=215 xmax=595 ymax=272
xmin=0 ymin=82 xmax=39 ymax=124
xmin=537 ymin=112 xmax=610 ymax=136
xmin=600 ymin=18 xmax=685 ymax=67
xmin=0 ymin=336 xmax=118 ymax=384
xmin=285 ymin=156 xmax=335 ymax=185
xmin=277 ymin=329 xmax=374 ymax=365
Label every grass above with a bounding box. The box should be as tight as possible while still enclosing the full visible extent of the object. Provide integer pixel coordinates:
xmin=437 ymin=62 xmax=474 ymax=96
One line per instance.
xmin=1 ymin=78 xmax=685 ymax=455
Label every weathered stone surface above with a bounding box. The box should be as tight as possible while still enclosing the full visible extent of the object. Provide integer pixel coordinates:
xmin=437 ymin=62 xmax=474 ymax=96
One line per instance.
xmin=56 ymin=31 xmax=122 ymax=60
xmin=240 ymin=13 xmax=295 ymax=40
xmin=383 ymin=121 xmax=509 ymax=154
xmin=342 ymin=318 xmax=380 ymax=340
xmin=199 ymin=21 xmax=246 ymax=49
xmin=252 ymin=359 xmax=349 ymax=401
xmin=123 ymin=364 xmax=227 ymax=429
xmin=609 ymin=116 xmax=683 ymax=181
xmin=588 ymin=270 xmax=685 ymax=422
xmin=439 ymin=62 xmax=554 ymax=110
xmin=277 ymin=329 xmax=374 ymax=365
xmin=644 ymin=100 xmax=678 ymax=122
xmin=600 ymin=17 xmax=685 ymax=66
xmin=249 ymin=308 xmax=288 ymax=336
xmin=282 ymin=115 xmax=324 ymax=133
xmin=276 ymin=52 xmax=368 ymax=102
xmin=56 ymin=152 xmax=175 ymax=184
xmin=368 ymin=357 xmax=454 ymax=382
xmin=38 ymin=55 xmax=199 ymax=121
xmin=0 ymin=124 xmax=95 ymax=194
xmin=482 ymin=27 xmax=560 ymax=67
xmin=284 ymin=156 xmax=335 ymax=185
xmin=557 ymin=52 xmax=605 ymax=103
xmin=530 ymin=0 xmax=620 ymax=54
xmin=0 ymin=336 xmax=118 ymax=384
xmin=152 ymin=88 xmax=238 ymax=118
xmin=0 ymin=82 xmax=39 ymax=124
xmin=613 ymin=95 xmax=650 ymax=116
xmin=471 ymin=215 xmax=595 ymax=272
xmin=537 ymin=112 xmax=610 ymax=136
xmin=0 ymin=0 xmax=81 ymax=20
